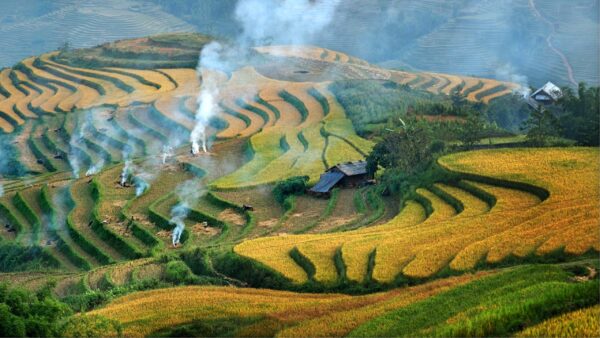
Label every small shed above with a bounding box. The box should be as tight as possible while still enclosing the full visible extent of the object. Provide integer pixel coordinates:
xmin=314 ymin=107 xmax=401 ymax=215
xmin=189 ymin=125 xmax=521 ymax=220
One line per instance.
xmin=309 ymin=160 xmax=371 ymax=197
xmin=528 ymin=82 xmax=563 ymax=108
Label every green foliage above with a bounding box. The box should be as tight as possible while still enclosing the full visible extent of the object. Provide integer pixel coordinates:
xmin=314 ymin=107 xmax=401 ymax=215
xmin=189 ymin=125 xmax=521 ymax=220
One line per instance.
xmin=180 ymin=248 xmax=213 ymax=276
xmin=379 ymin=163 xmax=459 ymax=202
xmin=367 ymin=120 xmax=435 ymax=177
xmin=213 ymin=250 xmax=290 ymax=289
xmin=557 ymin=83 xmax=600 ymax=146
xmin=522 ymin=106 xmax=560 ymax=146
xmin=0 ymin=241 xmax=60 ymax=272
xmin=351 ymin=265 xmax=600 ymax=337
xmin=272 ymin=176 xmax=309 ymax=205
xmin=457 ymin=112 xmax=485 ymax=148
xmin=329 ymin=80 xmax=440 ymax=134
xmin=289 ymin=247 xmax=316 ymax=281
xmin=485 ymin=94 xmax=531 ymax=131
xmin=164 ymin=260 xmax=195 ymax=284
xmin=0 ymin=283 xmax=72 ymax=337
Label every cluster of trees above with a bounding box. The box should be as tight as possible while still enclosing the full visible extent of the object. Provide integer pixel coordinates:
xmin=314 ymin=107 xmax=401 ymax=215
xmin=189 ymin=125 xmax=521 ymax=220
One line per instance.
xmin=366 ymin=120 xmax=453 ymax=198
xmin=0 ymin=283 xmax=121 ymax=337
xmin=523 ymin=83 xmax=599 ymax=146
xmin=329 ymin=80 xmax=440 ymax=134
xmin=329 ymin=79 xmax=523 ymax=140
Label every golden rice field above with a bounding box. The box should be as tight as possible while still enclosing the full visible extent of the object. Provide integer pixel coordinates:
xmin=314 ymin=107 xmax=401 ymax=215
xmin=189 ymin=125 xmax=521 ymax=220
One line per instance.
xmin=87 ymin=272 xmax=483 ymax=337
xmin=516 ymin=305 xmax=600 ymax=337
xmin=0 ymin=44 xmax=518 ymax=134
xmin=235 ymin=148 xmax=600 ymax=284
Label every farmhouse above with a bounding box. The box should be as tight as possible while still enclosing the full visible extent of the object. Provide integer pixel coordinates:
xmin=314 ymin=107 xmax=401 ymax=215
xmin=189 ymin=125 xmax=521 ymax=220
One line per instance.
xmin=309 ymin=160 xmax=372 ymax=197
xmin=528 ymin=81 xmax=563 ymax=108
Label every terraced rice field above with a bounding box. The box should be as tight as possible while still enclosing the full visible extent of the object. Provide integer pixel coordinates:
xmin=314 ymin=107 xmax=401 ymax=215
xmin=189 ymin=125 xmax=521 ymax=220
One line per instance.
xmin=1 ymin=41 xmax=596 ymax=322
xmin=88 ymin=272 xmax=484 ymax=337
xmin=235 ymin=148 xmax=599 ymax=284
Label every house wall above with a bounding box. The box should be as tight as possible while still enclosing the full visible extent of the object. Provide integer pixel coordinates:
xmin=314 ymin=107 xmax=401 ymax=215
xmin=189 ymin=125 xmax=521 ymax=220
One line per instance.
xmin=340 ymin=174 xmax=369 ymax=187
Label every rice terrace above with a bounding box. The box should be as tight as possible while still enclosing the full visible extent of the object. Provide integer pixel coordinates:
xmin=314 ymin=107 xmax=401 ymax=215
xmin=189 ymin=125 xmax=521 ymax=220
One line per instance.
xmin=0 ymin=1 xmax=598 ymax=337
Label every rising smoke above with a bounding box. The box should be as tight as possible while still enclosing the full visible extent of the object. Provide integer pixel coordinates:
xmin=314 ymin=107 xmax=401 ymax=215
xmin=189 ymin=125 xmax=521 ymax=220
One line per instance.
xmin=189 ymin=0 xmax=341 ymax=154
xmin=495 ymin=63 xmax=531 ymax=98
xmin=169 ymin=178 xmax=205 ymax=246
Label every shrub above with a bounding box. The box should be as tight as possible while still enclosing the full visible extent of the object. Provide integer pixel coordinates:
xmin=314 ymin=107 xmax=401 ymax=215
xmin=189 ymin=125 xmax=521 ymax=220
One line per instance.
xmin=0 ymin=283 xmax=72 ymax=337
xmin=272 ymin=176 xmax=309 ymax=205
xmin=0 ymin=241 xmax=60 ymax=272
xmin=164 ymin=260 xmax=195 ymax=284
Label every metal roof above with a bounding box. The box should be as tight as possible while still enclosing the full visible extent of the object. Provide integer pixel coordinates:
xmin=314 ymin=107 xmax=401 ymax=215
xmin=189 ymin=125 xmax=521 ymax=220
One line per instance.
xmin=531 ymin=82 xmax=563 ymax=101
xmin=332 ymin=161 xmax=368 ymax=176
xmin=309 ymin=171 xmax=344 ymax=193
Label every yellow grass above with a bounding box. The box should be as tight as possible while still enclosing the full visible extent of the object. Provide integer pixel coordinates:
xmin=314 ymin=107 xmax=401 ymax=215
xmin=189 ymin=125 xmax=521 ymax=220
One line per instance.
xmin=88 ymin=273 xmax=484 ymax=337
xmin=213 ymin=72 xmax=369 ymax=188
xmin=107 ymin=68 xmax=176 ymax=90
xmin=435 ymin=183 xmax=489 ymax=217
xmin=0 ymin=69 xmax=24 ymax=132
xmin=467 ymin=79 xmax=504 ymax=101
xmin=13 ymin=73 xmax=40 ymax=118
xmin=258 ymin=87 xmax=303 ymax=127
xmin=460 ymin=77 xmax=482 ymax=96
xmin=439 ymin=74 xmax=466 ymax=95
xmin=343 ymin=201 xmax=426 ymax=282
xmin=235 ymin=148 xmax=599 ymax=283
xmin=517 ymin=305 xmax=600 ymax=337
xmin=21 ymin=58 xmax=83 ymax=112
xmin=40 ymin=54 xmax=129 ymax=106
xmin=221 ymin=97 xmax=266 ymax=137
xmin=324 ymin=136 xmax=364 ymax=168
xmin=211 ymin=130 xmax=286 ymax=189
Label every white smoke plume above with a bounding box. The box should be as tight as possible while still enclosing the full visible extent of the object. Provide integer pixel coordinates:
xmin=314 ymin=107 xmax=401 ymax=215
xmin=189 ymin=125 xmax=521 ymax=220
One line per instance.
xmin=169 ymin=179 xmax=205 ymax=246
xmin=190 ymin=0 xmax=341 ymax=154
xmin=496 ymin=63 xmax=531 ymax=98
xmin=85 ymin=158 xmax=104 ymax=177
xmin=120 ymin=159 xmax=132 ymax=186
xmin=191 ymin=42 xmax=224 ymax=155
xmin=235 ymin=0 xmax=341 ymax=45
xmin=133 ymin=174 xmax=151 ymax=197
xmin=161 ymin=145 xmax=174 ymax=164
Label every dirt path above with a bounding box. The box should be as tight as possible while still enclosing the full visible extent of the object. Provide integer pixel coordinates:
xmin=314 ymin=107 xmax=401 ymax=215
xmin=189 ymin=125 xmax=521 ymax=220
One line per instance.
xmin=529 ymin=0 xmax=577 ymax=86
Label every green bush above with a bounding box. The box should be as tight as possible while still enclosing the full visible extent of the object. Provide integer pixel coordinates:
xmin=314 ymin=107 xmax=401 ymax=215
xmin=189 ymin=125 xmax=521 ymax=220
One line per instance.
xmin=0 ymin=283 xmax=72 ymax=337
xmin=272 ymin=176 xmax=309 ymax=205
xmin=0 ymin=241 xmax=60 ymax=272
xmin=164 ymin=260 xmax=195 ymax=284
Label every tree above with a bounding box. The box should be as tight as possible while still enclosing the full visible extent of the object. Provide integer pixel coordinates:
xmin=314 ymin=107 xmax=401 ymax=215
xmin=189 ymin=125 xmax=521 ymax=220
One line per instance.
xmin=457 ymin=111 xmax=485 ymax=148
xmin=558 ymin=83 xmax=599 ymax=146
xmin=450 ymin=90 xmax=467 ymax=111
xmin=522 ymin=106 xmax=560 ymax=146
xmin=367 ymin=120 xmax=433 ymax=176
